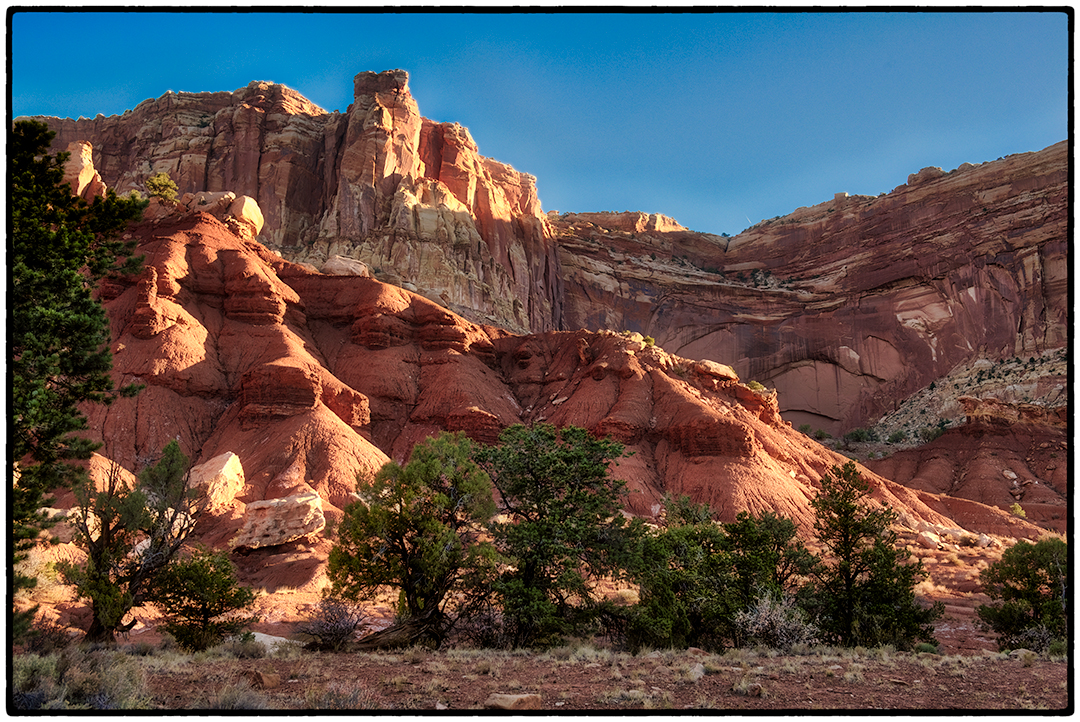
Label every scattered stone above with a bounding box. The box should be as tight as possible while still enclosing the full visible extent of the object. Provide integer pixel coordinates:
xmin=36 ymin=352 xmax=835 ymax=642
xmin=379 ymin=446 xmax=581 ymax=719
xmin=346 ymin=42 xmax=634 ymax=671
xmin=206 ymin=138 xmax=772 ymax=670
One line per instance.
xmin=916 ymin=531 xmax=941 ymax=550
xmin=686 ymin=663 xmax=706 ymax=682
xmin=246 ymin=670 xmax=281 ymax=690
xmin=321 ymin=255 xmax=371 ymax=277
xmin=484 ymin=693 xmax=542 ymax=710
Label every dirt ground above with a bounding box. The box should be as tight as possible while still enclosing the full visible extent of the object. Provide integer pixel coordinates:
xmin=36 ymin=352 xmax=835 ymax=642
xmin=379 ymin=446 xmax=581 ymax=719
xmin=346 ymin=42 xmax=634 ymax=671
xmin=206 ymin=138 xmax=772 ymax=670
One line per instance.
xmin=141 ymin=643 xmax=1069 ymax=711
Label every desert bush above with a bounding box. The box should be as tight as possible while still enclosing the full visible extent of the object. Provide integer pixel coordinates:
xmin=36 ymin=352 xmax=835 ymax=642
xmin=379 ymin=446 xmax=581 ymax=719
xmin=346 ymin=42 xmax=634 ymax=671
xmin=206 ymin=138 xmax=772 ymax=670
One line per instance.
xmin=813 ymin=429 xmax=832 ymax=441
xmin=887 ymin=430 xmax=907 ymax=443
xmin=21 ymin=614 xmax=78 ymax=655
xmin=977 ymin=537 xmax=1067 ymax=651
xmin=798 ymin=424 xmax=813 ymax=435
xmin=13 ymin=648 xmax=150 ymax=710
xmin=295 ymin=595 xmax=369 ymax=651
xmin=1047 ymin=638 xmax=1068 ymax=659
xmin=1010 ymin=502 xmax=1027 ymax=518
xmin=733 ymin=589 xmax=819 ymax=651
xmin=11 ymin=653 xmax=62 ymax=709
xmin=454 ymin=600 xmax=515 ymax=649
xmin=144 ymin=171 xmax=178 ymax=201
xmin=220 ymin=633 xmax=267 ymax=659
xmin=746 ymin=380 xmax=766 ymax=392
xmin=304 ymin=681 xmax=379 ymax=709
xmin=203 ymin=679 xmax=269 ymax=710
xmin=918 ymin=423 xmax=946 ymax=442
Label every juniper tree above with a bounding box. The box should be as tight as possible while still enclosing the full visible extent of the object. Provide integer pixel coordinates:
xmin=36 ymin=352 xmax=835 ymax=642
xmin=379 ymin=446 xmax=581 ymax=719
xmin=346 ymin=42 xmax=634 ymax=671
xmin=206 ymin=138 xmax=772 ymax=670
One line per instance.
xmin=803 ymin=461 xmax=943 ymax=649
xmin=11 ymin=119 xmax=144 ymax=637
xmin=475 ymin=424 xmax=646 ymax=648
xmin=328 ymin=432 xmax=498 ymax=647
xmin=58 ymin=441 xmax=202 ymax=644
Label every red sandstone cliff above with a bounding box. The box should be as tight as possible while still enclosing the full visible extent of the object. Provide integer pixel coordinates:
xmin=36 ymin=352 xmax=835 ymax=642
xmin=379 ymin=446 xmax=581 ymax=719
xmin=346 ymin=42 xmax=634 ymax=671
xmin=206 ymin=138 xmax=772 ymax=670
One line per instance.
xmin=26 ymin=71 xmax=560 ymax=335
xmin=27 ymin=71 xmax=1066 ymax=432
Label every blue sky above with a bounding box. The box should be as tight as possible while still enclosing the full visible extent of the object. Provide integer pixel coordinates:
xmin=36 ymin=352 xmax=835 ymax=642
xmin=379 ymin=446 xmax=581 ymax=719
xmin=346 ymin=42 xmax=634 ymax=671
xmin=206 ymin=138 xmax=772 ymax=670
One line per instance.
xmin=10 ymin=9 xmax=1068 ymax=235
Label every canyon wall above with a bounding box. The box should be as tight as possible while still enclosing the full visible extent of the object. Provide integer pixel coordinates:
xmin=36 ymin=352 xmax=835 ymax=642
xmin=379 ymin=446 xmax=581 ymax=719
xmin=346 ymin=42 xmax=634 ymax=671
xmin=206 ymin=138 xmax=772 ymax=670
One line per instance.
xmin=553 ymin=142 xmax=1068 ymax=431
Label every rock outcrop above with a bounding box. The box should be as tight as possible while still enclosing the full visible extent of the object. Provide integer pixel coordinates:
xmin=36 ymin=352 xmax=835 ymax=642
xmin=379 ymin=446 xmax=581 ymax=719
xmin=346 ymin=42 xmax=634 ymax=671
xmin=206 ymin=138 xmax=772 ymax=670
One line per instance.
xmin=24 ymin=71 xmax=560 ymax=334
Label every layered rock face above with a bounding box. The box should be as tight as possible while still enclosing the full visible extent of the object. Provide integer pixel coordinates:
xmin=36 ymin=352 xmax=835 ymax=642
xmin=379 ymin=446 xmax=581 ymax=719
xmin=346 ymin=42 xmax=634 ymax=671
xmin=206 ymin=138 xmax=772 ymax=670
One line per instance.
xmin=78 ymin=209 xmax=1042 ymax=557
xmin=553 ymin=142 xmax=1068 ymax=431
xmin=26 ymin=70 xmax=560 ymax=334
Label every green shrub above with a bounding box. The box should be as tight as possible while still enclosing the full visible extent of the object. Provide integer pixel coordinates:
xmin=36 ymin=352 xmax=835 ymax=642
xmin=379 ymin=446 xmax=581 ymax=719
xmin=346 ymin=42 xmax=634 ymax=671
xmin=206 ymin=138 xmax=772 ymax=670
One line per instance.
xmin=842 ymin=428 xmax=876 ymax=444
xmin=746 ymin=380 xmax=767 ymax=392
xmin=149 ymin=547 xmax=258 ymax=652
xmin=914 ymin=642 xmax=938 ymax=654
xmin=1010 ymin=503 xmax=1026 ymax=518
xmin=813 ymin=429 xmax=832 ymax=441
xmin=977 ymin=537 xmax=1067 ymax=651
xmin=798 ymin=424 xmax=813 ymax=435
xmin=144 ymin=171 xmax=178 ymax=201
xmin=887 ymin=430 xmax=907 ymax=444
xmin=643 ymin=335 xmax=656 ymax=348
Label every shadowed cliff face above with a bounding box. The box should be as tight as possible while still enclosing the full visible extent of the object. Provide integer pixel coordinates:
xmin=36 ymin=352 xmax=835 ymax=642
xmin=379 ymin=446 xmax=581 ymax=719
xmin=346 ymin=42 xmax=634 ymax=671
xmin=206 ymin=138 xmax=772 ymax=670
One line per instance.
xmin=553 ymin=142 xmax=1067 ymax=432
xmin=80 ymin=210 xmax=1043 ymax=552
xmin=29 ymin=71 xmax=1066 ymax=431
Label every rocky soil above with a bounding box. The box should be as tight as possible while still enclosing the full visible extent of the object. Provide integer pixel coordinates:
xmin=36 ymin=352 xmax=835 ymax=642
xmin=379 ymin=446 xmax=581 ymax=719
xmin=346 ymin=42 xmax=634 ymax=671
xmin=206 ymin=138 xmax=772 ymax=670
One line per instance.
xmin=134 ymin=642 xmax=1067 ymax=711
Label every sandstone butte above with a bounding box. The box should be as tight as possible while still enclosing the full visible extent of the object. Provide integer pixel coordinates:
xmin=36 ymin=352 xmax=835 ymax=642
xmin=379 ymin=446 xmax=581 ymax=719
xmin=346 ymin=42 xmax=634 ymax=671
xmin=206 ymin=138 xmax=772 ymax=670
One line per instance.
xmin=25 ymin=69 xmax=1067 ymax=433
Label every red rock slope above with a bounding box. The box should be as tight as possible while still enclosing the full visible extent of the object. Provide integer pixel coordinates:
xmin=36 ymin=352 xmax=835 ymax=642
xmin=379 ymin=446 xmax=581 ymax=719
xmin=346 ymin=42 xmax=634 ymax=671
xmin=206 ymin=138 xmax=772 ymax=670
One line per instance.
xmin=82 ymin=208 xmax=1042 ymax=550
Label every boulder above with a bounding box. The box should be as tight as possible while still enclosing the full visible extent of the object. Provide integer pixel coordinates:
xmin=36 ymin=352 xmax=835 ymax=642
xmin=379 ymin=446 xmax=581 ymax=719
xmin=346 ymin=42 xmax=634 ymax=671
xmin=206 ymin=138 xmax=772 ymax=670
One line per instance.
xmin=229 ymin=194 xmax=264 ymax=236
xmin=189 ymin=452 xmax=245 ymax=513
xmin=320 ymin=255 xmax=370 ymax=277
xmin=231 ymin=491 xmax=326 ymax=550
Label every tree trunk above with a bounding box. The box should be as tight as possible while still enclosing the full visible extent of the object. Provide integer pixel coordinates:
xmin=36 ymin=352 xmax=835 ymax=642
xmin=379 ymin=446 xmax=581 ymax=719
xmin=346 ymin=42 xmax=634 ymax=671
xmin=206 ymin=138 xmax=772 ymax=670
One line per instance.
xmin=353 ymin=611 xmax=446 ymax=650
